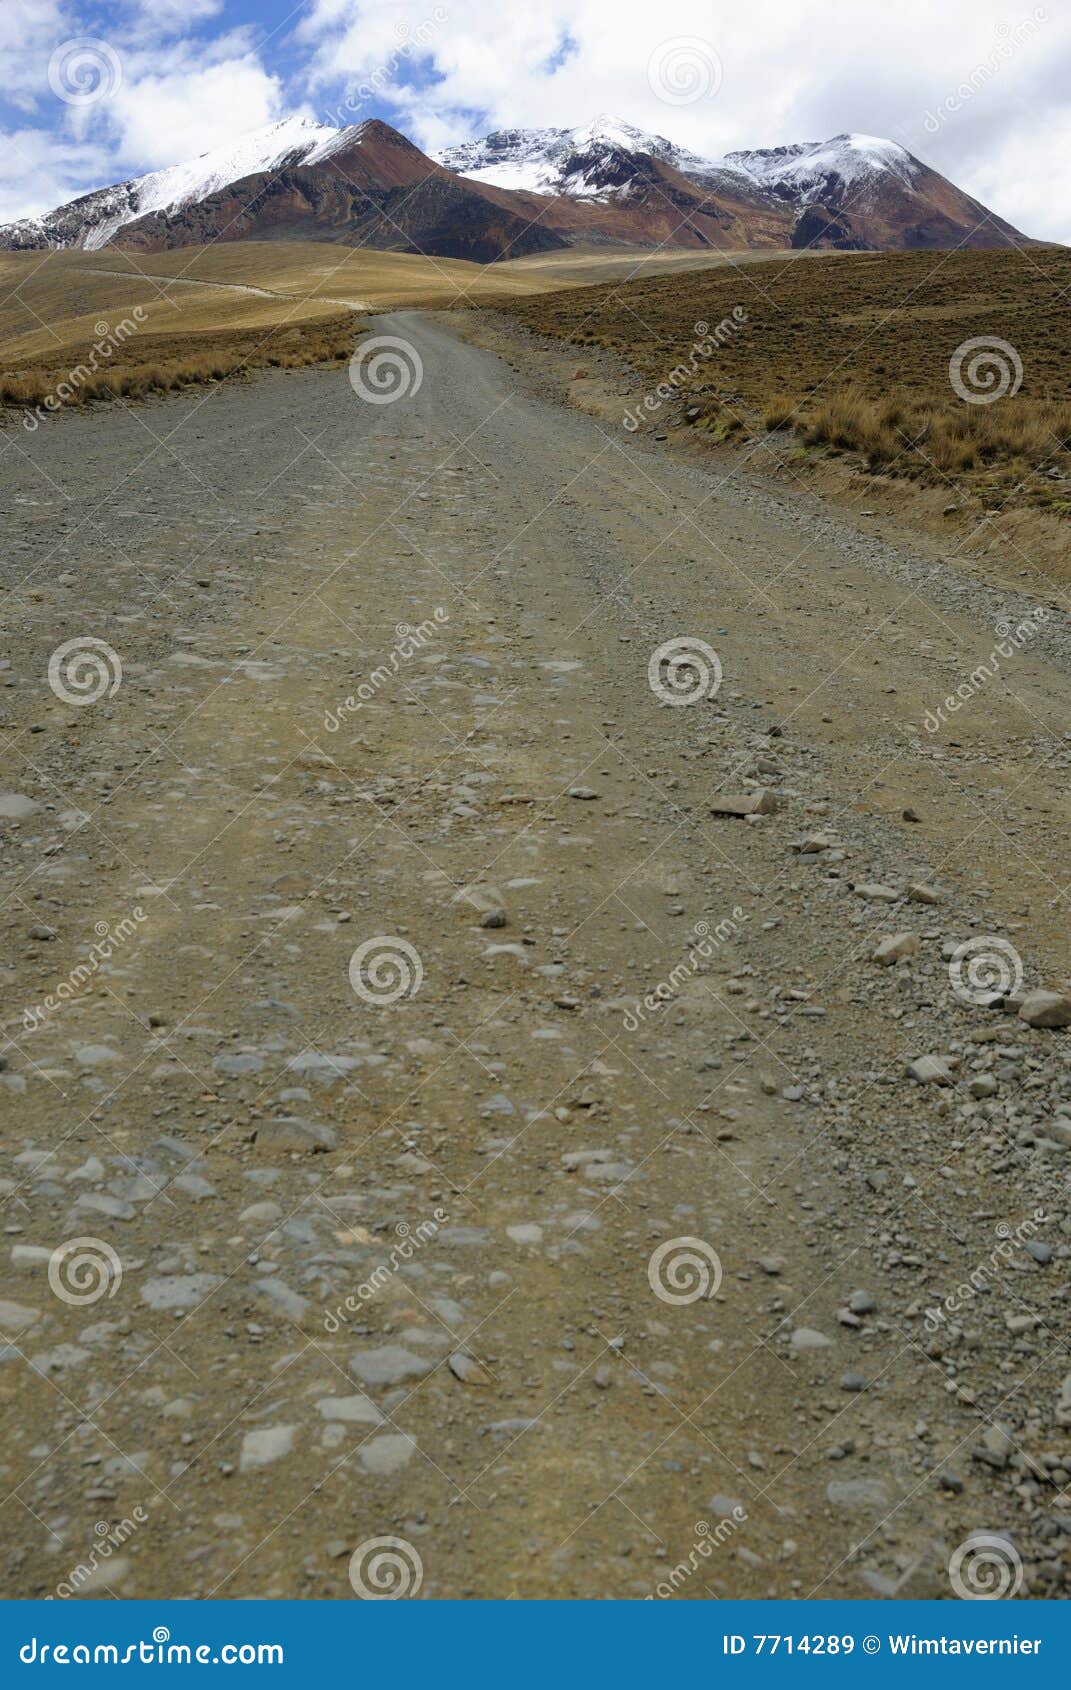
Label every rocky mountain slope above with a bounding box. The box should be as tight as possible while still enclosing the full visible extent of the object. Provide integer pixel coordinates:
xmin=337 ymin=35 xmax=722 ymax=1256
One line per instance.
xmin=0 ymin=115 xmax=1030 ymax=260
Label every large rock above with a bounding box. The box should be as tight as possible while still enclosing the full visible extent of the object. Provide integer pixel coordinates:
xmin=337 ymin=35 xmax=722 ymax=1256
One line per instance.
xmin=710 ymin=790 xmax=778 ymax=817
xmin=1018 ymin=991 xmax=1071 ymax=1029
xmin=255 ymin=1117 xmax=337 ymax=1153
xmin=907 ymin=1055 xmax=954 ymax=1085
xmin=240 ymin=1425 xmax=297 ymax=1471
xmin=349 ymin=1344 xmax=432 ymax=1386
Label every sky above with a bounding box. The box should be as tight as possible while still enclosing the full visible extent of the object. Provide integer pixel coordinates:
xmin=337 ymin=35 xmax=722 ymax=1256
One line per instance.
xmin=2 ymin=0 xmax=1068 ymax=240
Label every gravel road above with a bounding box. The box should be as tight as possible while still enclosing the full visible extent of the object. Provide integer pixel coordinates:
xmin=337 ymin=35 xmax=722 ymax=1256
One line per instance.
xmin=0 ymin=311 xmax=1068 ymax=1600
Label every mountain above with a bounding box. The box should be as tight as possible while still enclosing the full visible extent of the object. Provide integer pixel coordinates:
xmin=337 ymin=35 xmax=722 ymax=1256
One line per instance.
xmin=0 ymin=115 xmax=1030 ymax=260
xmin=439 ymin=122 xmax=1028 ymax=253
xmin=436 ymin=116 xmax=723 ymax=196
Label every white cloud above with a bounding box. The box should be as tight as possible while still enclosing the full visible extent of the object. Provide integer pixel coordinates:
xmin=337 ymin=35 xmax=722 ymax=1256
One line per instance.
xmin=295 ymin=0 xmax=1071 ymax=240
xmin=0 ymin=125 xmax=111 ymax=222
xmin=103 ymin=54 xmax=292 ymax=169
xmin=2 ymin=0 xmax=1069 ymax=240
xmin=0 ymin=0 xmax=71 ymax=112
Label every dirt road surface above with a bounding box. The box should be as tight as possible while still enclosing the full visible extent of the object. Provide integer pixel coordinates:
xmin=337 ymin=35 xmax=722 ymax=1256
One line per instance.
xmin=1 ymin=313 xmax=1068 ymax=1600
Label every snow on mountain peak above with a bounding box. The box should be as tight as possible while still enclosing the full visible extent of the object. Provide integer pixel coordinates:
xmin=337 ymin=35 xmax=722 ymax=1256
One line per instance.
xmin=435 ymin=116 xmax=723 ymax=197
xmin=723 ymin=132 xmax=917 ymax=195
xmin=58 ymin=115 xmax=372 ymax=251
xmin=435 ymin=120 xmax=914 ymax=204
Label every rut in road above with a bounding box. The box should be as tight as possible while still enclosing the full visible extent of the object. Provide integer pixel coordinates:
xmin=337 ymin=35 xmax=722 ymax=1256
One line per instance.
xmin=0 ymin=312 xmax=1068 ymax=1600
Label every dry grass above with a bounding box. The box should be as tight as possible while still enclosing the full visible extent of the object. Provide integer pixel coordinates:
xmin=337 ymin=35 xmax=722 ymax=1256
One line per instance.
xmin=796 ymin=387 xmax=1071 ymax=476
xmin=0 ymin=312 xmax=357 ymax=416
xmin=0 ymin=240 xmax=790 ymax=419
xmin=503 ymin=245 xmax=1071 ymax=514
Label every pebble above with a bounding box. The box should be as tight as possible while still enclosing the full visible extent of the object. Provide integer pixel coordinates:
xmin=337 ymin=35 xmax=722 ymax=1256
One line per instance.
xmin=358 ymin=1433 xmax=417 ymax=1475
xmin=239 ymin=1425 xmax=297 ymax=1471
xmin=791 ymin=1327 xmax=833 ymax=1350
xmin=349 ymin=1345 xmax=432 ymax=1386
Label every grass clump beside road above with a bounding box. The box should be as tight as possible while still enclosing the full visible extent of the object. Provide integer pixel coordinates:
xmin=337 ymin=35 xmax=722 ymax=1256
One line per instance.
xmin=503 ymin=245 xmax=1071 ymax=517
xmin=0 ymin=312 xmax=357 ymax=418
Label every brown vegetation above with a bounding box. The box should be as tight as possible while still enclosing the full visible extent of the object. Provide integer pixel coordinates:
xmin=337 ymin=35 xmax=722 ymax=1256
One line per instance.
xmin=503 ymin=245 xmax=1071 ymax=515
xmin=0 ymin=311 xmax=357 ymax=417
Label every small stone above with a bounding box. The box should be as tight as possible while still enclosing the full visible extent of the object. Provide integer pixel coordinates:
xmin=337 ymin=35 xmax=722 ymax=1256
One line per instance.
xmin=479 ymin=909 xmax=508 ymax=929
xmin=873 ymin=932 xmax=917 ymax=965
xmin=239 ymin=1425 xmax=296 ymax=1471
xmin=506 ymin=1223 xmax=543 ymax=1245
xmin=0 ymin=1298 xmax=40 ymax=1333
xmin=849 ymin=1290 xmax=876 ymax=1314
xmin=349 ymin=1345 xmax=431 ymax=1387
xmin=826 ymin=1478 xmax=888 ymax=1510
xmin=255 ymin=1118 xmax=337 ymax=1154
xmin=0 ymin=794 xmax=39 ymax=820
xmin=141 ymin=1274 xmax=222 ymax=1311
xmin=448 ymin=1353 xmax=490 ymax=1386
xmin=907 ymin=883 xmax=941 ymax=904
xmin=907 ymin=1055 xmax=954 ymax=1085
xmin=968 ymin=1074 xmax=998 ymax=1098
xmin=358 ymin=1434 xmax=417 ymax=1475
xmin=841 ymin=1371 xmax=867 ymax=1392
xmin=316 ymin=1394 xmax=383 ymax=1425
xmin=791 ymin=1327 xmax=833 ymax=1350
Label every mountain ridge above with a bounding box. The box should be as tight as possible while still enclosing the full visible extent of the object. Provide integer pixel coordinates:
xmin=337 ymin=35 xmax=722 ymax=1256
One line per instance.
xmin=0 ymin=114 xmax=1033 ymax=260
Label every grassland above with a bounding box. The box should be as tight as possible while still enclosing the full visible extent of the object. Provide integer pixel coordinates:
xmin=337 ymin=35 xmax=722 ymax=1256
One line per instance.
xmin=0 ymin=241 xmax=764 ymax=417
xmin=502 ymin=245 xmax=1071 ymax=517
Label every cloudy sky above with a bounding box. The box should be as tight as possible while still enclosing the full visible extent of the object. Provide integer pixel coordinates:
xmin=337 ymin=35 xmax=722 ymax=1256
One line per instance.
xmin=2 ymin=0 xmax=1068 ymax=240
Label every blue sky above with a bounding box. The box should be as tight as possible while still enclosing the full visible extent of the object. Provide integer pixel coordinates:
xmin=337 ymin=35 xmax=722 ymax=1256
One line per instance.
xmin=3 ymin=0 xmax=1069 ymax=240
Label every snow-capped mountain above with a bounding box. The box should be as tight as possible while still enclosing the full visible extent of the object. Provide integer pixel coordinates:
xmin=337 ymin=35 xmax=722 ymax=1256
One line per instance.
xmin=438 ymin=119 xmax=1026 ymax=253
xmin=436 ymin=116 xmax=720 ymax=197
xmin=2 ymin=116 xmax=369 ymax=252
xmin=0 ymin=114 xmax=1029 ymax=259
